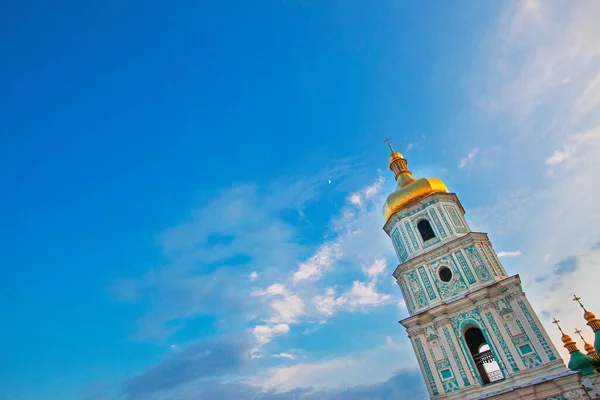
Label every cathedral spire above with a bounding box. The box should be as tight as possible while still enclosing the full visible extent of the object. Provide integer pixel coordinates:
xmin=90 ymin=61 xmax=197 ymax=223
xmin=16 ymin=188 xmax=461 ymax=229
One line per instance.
xmin=573 ymin=295 xmax=600 ymax=356
xmin=383 ymin=137 xmax=412 ymax=182
xmin=553 ymin=318 xmax=596 ymax=375
xmin=553 ymin=318 xmax=577 ymax=352
xmin=575 ymin=328 xmax=599 ymax=359
xmin=381 ymin=138 xmax=449 ymax=221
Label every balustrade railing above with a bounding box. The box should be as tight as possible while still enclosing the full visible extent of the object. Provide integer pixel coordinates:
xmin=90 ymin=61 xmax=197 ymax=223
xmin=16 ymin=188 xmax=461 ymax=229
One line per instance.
xmin=487 ymin=369 xmax=504 ymax=382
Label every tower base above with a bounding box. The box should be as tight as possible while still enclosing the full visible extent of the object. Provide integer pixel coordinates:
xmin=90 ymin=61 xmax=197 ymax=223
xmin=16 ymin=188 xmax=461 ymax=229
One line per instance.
xmin=437 ymin=367 xmax=588 ymax=400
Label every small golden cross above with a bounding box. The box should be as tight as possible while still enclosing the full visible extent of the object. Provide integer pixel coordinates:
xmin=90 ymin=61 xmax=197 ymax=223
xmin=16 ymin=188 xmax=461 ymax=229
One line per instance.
xmin=552 ymin=318 xmax=564 ymax=334
xmin=574 ymin=328 xmax=587 ymax=343
xmin=384 ymin=137 xmax=394 ymax=152
xmin=573 ymin=295 xmax=586 ymax=310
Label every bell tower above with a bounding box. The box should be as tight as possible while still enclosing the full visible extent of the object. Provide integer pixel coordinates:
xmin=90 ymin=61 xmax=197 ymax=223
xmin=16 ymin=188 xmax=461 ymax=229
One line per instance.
xmin=382 ymin=141 xmax=585 ymax=399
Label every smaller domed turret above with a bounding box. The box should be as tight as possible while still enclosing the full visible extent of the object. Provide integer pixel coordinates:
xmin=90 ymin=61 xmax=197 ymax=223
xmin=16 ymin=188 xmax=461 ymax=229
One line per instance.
xmin=573 ymin=295 xmax=600 ymax=355
xmin=575 ymin=328 xmax=599 ymax=360
xmin=553 ymin=318 xmax=596 ymax=376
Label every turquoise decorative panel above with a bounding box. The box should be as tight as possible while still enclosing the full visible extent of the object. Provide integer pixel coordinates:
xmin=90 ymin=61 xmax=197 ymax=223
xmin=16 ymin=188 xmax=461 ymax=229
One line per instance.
xmin=398 ymin=277 xmax=415 ymax=314
xmin=415 ymin=337 xmax=440 ymax=396
xmin=440 ymin=369 xmax=452 ymax=379
xmin=429 ymin=257 xmax=468 ymax=299
xmin=519 ymin=344 xmax=533 ymax=354
xmin=452 ymin=251 xmax=476 ymax=285
xmin=428 ymin=208 xmax=447 ymax=239
xmin=418 ymin=266 xmax=437 ymax=300
xmin=517 ymin=299 xmax=557 ymax=361
xmin=443 ymin=205 xmax=467 ymax=233
xmin=464 ymin=245 xmax=493 ymax=282
xmin=390 ymin=198 xmax=439 ymax=223
xmin=400 ymin=225 xmax=413 ymax=252
xmin=443 ymin=327 xmax=470 ymax=387
xmin=543 ymin=396 xmax=566 ymax=400
xmin=484 ymin=311 xmax=520 ymax=373
xmin=392 ymin=227 xmax=408 ymax=263
xmin=483 ymin=243 xmax=506 ymax=277
xmin=437 ymin=342 xmax=459 ymax=392
xmin=404 ymin=221 xmax=421 ymax=251
xmin=437 ymin=205 xmax=454 ymax=235
xmin=477 ymin=243 xmax=498 ymax=277
xmin=513 ymin=319 xmax=543 ymax=368
xmin=407 ymin=270 xmax=428 ymax=309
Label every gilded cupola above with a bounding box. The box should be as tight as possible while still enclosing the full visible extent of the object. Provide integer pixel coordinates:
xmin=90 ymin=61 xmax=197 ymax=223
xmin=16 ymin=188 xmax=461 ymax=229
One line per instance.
xmin=382 ymin=138 xmax=448 ymax=222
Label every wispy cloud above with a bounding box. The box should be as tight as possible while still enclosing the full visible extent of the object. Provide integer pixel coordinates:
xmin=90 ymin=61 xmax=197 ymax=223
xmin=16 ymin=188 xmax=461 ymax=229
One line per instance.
xmin=466 ymin=0 xmax=600 ymax=359
xmin=273 ymin=352 xmax=296 ymax=360
xmin=458 ymin=148 xmax=479 ymax=168
xmin=545 ymin=149 xmax=570 ymax=165
xmin=248 ymin=175 xmax=398 ymax=355
xmin=293 ymin=243 xmax=342 ymax=283
xmin=122 ymin=334 xmax=252 ymax=399
xmin=109 ymin=161 xmax=356 ymax=342
xmin=497 ymin=250 xmax=522 ymax=258
xmin=246 ymin=337 xmax=416 ymax=393
xmin=554 ymin=256 xmax=579 ymax=276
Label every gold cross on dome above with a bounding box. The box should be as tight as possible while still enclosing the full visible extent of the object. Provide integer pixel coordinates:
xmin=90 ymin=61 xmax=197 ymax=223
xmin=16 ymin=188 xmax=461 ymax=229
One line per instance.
xmin=573 ymin=295 xmax=586 ymax=310
xmin=552 ymin=318 xmax=564 ymax=334
xmin=384 ymin=136 xmax=394 ymax=152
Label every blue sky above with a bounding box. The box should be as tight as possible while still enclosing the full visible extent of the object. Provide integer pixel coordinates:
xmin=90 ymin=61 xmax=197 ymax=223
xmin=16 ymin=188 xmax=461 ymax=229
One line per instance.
xmin=1 ymin=1 xmax=600 ymax=399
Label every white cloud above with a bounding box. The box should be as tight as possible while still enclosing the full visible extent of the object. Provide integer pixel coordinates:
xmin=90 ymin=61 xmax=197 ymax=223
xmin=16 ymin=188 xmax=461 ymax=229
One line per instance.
xmin=545 ymin=149 xmax=570 ymax=165
xmin=273 ymin=352 xmax=296 ymax=360
xmin=497 ymin=251 xmax=522 ymax=258
xmin=364 ymin=175 xmax=384 ymax=198
xmin=293 ymin=243 xmax=342 ymax=283
xmin=252 ymin=283 xmax=286 ymax=296
xmin=458 ymin=148 xmax=479 ymax=168
xmin=247 ymin=337 xmax=416 ymax=393
xmin=363 ymin=258 xmax=387 ymax=279
xmin=251 ymin=283 xmax=305 ymax=325
xmin=349 ymin=193 xmax=362 ymax=207
xmin=312 ymin=288 xmax=347 ymax=316
xmin=247 ymin=175 xmax=397 ymax=356
xmin=252 ymin=324 xmax=290 ymax=347
xmin=346 ymin=280 xmax=392 ymax=307
xmin=269 ymin=293 xmax=304 ymax=324
xmin=249 ymin=271 xmax=259 ymax=281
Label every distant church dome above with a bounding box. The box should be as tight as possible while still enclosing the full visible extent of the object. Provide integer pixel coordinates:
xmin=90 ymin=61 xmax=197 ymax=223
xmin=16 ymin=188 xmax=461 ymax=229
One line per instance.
xmin=382 ymin=143 xmax=448 ymax=221
xmin=584 ymin=310 xmax=596 ymax=322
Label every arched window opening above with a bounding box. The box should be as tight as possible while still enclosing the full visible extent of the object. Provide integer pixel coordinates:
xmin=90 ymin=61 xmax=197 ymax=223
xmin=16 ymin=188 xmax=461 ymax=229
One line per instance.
xmin=464 ymin=327 xmax=504 ymax=385
xmin=417 ymin=220 xmax=436 ymax=242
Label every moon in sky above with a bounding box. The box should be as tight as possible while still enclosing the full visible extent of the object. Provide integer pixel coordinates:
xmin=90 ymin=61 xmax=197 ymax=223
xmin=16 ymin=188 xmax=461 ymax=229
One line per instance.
xmin=328 ymin=179 xmax=331 ymax=184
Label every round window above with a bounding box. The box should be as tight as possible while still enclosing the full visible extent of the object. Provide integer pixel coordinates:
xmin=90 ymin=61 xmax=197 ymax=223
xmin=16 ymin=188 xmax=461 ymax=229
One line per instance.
xmin=439 ymin=266 xmax=453 ymax=282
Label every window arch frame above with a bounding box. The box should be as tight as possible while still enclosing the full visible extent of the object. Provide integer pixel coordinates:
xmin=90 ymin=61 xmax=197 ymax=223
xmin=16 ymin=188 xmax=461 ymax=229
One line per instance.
xmin=416 ymin=218 xmax=437 ymax=242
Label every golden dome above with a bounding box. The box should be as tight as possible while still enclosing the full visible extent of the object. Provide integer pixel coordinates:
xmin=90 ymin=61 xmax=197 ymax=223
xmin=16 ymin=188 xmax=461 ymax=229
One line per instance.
xmin=585 ymin=342 xmax=595 ymax=353
xmin=562 ymin=333 xmax=574 ymax=345
xmin=381 ymin=141 xmax=448 ymax=221
xmin=584 ymin=310 xmax=596 ymax=322
xmin=389 ymin=151 xmax=404 ymax=164
xmin=383 ymin=178 xmax=449 ymax=221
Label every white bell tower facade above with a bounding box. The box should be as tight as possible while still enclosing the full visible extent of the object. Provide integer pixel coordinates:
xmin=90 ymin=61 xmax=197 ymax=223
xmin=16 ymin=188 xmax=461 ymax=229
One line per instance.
xmin=382 ymin=142 xmax=586 ymax=399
